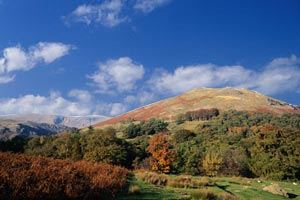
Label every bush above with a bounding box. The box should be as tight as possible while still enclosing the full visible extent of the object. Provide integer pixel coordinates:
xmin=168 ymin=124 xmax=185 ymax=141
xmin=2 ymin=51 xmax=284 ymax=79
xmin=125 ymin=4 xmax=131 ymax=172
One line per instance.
xmin=136 ymin=172 xmax=168 ymax=186
xmin=190 ymin=188 xmax=218 ymax=200
xmin=0 ymin=152 xmax=129 ymax=199
xmin=167 ymin=176 xmax=214 ymax=189
xmin=190 ymin=188 xmax=240 ymax=200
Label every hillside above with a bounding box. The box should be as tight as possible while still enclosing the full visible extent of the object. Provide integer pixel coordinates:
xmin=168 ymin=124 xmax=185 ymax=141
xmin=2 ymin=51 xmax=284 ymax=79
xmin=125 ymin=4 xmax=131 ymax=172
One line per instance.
xmin=0 ymin=114 xmax=109 ymax=128
xmin=0 ymin=119 xmax=71 ymax=140
xmin=95 ymin=87 xmax=299 ymax=127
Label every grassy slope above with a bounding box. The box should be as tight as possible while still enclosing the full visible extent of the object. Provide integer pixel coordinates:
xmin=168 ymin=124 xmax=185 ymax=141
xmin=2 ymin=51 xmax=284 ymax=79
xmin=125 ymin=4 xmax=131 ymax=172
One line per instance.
xmin=95 ymin=88 xmax=299 ymax=127
xmin=117 ymin=175 xmax=189 ymax=200
xmin=116 ymin=173 xmax=300 ymax=200
xmin=213 ymin=177 xmax=300 ymax=200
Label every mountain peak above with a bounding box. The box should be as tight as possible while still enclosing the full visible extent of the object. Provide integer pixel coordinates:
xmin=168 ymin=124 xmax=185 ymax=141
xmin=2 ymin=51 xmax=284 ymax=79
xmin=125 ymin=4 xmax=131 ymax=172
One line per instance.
xmin=95 ymin=87 xmax=299 ymax=127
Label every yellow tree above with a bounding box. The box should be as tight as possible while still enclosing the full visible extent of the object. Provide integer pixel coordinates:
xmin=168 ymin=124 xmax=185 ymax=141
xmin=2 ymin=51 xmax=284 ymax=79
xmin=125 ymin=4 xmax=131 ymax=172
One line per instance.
xmin=202 ymin=151 xmax=223 ymax=177
xmin=147 ymin=132 xmax=174 ymax=173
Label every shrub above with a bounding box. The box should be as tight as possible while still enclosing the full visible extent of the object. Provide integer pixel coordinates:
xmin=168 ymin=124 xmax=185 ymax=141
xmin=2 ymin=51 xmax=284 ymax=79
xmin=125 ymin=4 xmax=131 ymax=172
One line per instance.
xmin=0 ymin=152 xmax=129 ymax=199
xmin=168 ymin=176 xmax=214 ymax=189
xmin=190 ymin=188 xmax=240 ymax=200
xmin=168 ymin=175 xmax=192 ymax=188
xmin=136 ymin=172 xmax=168 ymax=186
xmin=190 ymin=188 xmax=218 ymax=200
xmin=218 ymin=192 xmax=241 ymax=200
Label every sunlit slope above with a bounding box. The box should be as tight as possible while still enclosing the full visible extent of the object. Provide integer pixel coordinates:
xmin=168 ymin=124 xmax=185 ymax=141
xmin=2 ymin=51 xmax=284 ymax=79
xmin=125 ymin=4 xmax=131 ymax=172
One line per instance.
xmin=95 ymin=88 xmax=299 ymax=127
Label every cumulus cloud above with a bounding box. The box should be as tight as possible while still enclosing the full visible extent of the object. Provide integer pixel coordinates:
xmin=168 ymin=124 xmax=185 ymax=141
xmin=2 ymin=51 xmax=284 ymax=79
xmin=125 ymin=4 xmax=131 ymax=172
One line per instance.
xmin=150 ymin=64 xmax=252 ymax=94
xmin=253 ymin=55 xmax=300 ymax=94
xmin=134 ymin=0 xmax=171 ymax=13
xmin=150 ymin=55 xmax=300 ymax=95
xmin=0 ymin=90 xmax=129 ymax=117
xmin=0 ymin=91 xmax=92 ymax=116
xmin=109 ymin=103 xmax=128 ymax=116
xmin=31 ymin=42 xmax=72 ymax=64
xmin=68 ymin=89 xmax=93 ymax=103
xmin=88 ymin=57 xmax=144 ymax=93
xmin=0 ymin=42 xmax=73 ymax=84
xmin=125 ymin=91 xmax=156 ymax=105
xmin=68 ymin=0 xmax=127 ymax=27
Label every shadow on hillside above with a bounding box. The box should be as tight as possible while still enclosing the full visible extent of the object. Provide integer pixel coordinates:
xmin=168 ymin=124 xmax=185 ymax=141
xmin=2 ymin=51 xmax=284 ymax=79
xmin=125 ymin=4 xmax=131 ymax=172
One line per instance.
xmin=215 ymin=184 xmax=236 ymax=196
xmin=287 ymin=193 xmax=298 ymax=199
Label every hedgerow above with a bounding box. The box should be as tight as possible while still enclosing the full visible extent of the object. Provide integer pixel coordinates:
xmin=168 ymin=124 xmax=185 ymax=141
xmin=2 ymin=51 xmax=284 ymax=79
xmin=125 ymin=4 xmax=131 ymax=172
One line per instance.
xmin=0 ymin=152 xmax=129 ymax=200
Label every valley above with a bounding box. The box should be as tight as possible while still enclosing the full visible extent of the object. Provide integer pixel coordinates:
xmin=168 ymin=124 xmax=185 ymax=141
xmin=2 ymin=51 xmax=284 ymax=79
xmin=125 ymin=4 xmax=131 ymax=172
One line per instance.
xmin=1 ymin=88 xmax=299 ymax=199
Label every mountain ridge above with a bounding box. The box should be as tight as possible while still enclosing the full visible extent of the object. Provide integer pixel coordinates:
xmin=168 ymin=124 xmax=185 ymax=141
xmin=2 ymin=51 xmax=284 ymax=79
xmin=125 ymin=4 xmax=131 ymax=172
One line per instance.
xmin=0 ymin=119 xmax=72 ymax=140
xmin=0 ymin=114 xmax=109 ymax=129
xmin=95 ymin=87 xmax=299 ymax=127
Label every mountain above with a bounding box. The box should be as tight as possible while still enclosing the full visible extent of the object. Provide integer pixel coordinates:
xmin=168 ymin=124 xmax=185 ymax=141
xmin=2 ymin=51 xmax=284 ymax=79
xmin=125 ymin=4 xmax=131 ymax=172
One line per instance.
xmin=95 ymin=87 xmax=299 ymax=127
xmin=0 ymin=119 xmax=71 ymax=140
xmin=0 ymin=114 xmax=109 ymax=129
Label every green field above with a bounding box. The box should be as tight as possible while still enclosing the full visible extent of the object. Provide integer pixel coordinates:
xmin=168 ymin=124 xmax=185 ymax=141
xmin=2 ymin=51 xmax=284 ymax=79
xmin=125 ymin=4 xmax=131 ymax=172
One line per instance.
xmin=117 ymin=172 xmax=300 ymax=200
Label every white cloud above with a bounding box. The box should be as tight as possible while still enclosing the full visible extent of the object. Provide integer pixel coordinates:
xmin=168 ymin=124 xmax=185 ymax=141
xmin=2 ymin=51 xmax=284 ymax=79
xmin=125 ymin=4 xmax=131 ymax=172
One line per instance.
xmin=0 ymin=90 xmax=129 ymax=117
xmin=253 ymin=55 xmax=300 ymax=94
xmin=0 ymin=75 xmax=15 ymax=84
xmin=68 ymin=89 xmax=93 ymax=103
xmin=150 ymin=55 xmax=300 ymax=95
xmin=0 ymin=91 xmax=91 ymax=116
xmin=125 ymin=91 xmax=156 ymax=105
xmin=0 ymin=42 xmax=72 ymax=84
xmin=134 ymin=0 xmax=171 ymax=13
xmin=94 ymin=102 xmax=128 ymax=116
xmin=67 ymin=0 xmax=172 ymax=27
xmin=69 ymin=0 xmax=127 ymax=27
xmin=150 ymin=64 xmax=252 ymax=94
xmin=3 ymin=46 xmax=30 ymax=72
xmin=31 ymin=42 xmax=72 ymax=64
xmin=88 ymin=57 xmax=144 ymax=93
xmin=109 ymin=103 xmax=128 ymax=116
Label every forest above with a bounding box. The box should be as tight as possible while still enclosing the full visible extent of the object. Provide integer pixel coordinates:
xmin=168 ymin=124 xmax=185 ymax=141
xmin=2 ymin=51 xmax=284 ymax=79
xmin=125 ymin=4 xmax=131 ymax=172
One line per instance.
xmin=1 ymin=110 xmax=300 ymax=182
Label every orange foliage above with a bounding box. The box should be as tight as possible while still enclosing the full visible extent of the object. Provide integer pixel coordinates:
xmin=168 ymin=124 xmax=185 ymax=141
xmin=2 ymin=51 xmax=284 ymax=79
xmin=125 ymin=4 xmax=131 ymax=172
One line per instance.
xmin=0 ymin=152 xmax=128 ymax=199
xmin=147 ymin=132 xmax=174 ymax=173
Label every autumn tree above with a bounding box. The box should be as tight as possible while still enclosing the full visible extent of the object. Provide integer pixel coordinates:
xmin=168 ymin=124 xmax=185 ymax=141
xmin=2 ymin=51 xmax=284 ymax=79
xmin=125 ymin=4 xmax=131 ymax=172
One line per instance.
xmin=147 ymin=132 xmax=174 ymax=173
xmin=202 ymin=151 xmax=223 ymax=177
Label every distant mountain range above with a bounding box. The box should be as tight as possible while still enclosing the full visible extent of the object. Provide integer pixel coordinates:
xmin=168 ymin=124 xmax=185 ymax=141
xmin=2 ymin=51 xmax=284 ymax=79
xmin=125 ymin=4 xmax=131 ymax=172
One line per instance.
xmin=0 ymin=119 xmax=72 ymax=140
xmin=95 ymin=87 xmax=299 ymax=127
xmin=0 ymin=114 xmax=109 ymax=140
xmin=0 ymin=114 xmax=109 ymax=129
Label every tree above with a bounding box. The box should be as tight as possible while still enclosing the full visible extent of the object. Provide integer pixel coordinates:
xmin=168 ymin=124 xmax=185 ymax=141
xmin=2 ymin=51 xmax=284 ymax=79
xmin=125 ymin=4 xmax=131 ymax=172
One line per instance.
xmin=202 ymin=151 xmax=223 ymax=177
xmin=81 ymin=129 xmax=134 ymax=168
xmin=175 ymin=114 xmax=185 ymax=125
xmin=173 ymin=129 xmax=195 ymax=143
xmin=147 ymin=132 xmax=174 ymax=173
xmin=140 ymin=118 xmax=168 ymax=135
xmin=123 ymin=123 xmax=141 ymax=138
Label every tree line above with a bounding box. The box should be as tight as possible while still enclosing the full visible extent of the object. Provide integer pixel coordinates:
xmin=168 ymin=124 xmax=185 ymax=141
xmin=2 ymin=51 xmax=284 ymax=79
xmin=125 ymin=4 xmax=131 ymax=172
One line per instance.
xmin=1 ymin=111 xmax=300 ymax=181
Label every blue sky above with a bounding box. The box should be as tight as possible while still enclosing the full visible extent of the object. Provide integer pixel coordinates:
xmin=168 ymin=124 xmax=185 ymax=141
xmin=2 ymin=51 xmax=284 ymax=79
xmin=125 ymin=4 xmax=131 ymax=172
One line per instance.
xmin=0 ymin=0 xmax=299 ymax=116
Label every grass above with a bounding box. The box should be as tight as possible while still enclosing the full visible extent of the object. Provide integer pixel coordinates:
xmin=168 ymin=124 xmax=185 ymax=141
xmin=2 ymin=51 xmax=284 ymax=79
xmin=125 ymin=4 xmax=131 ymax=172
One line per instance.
xmin=213 ymin=177 xmax=300 ymax=200
xmin=116 ymin=173 xmax=189 ymax=200
xmin=116 ymin=172 xmax=300 ymax=200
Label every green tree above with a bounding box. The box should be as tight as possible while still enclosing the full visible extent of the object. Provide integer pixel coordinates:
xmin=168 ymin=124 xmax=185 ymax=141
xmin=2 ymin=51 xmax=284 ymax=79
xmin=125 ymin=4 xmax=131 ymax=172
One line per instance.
xmin=123 ymin=123 xmax=141 ymax=138
xmin=175 ymin=114 xmax=185 ymax=125
xmin=81 ymin=129 xmax=134 ymax=167
xmin=173 ymin=129 xmax=195 ymax=143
